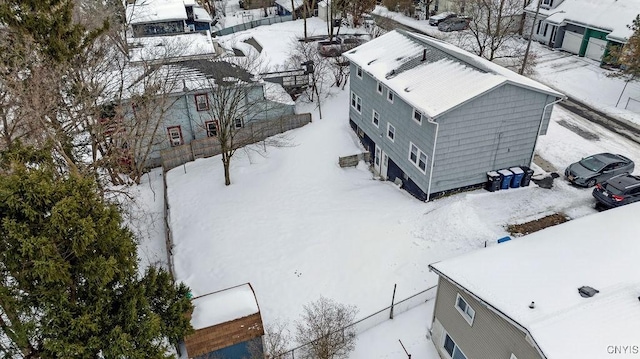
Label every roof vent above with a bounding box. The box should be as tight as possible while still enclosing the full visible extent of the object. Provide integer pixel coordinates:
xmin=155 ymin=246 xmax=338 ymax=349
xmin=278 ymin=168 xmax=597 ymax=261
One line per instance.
xmin=528 ymin=301 xmax=535 ymax=309
xmin=578 ymin=286 xmax=599 ymax=298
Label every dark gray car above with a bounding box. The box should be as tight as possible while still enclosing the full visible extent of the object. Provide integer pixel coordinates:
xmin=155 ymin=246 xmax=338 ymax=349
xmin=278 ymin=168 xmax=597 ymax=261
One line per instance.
xmin=565 ymin=153 xmax=634 ymax=187
xmin=438 ymin=17 xmax=470 ymax=32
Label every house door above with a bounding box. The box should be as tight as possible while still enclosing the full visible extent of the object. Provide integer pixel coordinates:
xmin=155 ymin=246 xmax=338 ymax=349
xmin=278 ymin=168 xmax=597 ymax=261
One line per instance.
xmin=374 ymin=145 xmax=381 ymax=174
xmin=374 ymin=145 xmax=388 ymax=179
xmin=381 ymin=152 xmax=389 ymax=180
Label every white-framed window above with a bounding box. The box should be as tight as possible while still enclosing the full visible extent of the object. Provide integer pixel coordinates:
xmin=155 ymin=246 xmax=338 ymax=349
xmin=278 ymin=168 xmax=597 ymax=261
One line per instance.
xmin=387 ymin=90 xmax=394 ymax=103
xmin=205 ymin=120 xmax=218 ymax=137
xmin=351 ymin=92 xmax=362 ymax=113
xmin=377 ymin=82 xmax=383 ymax=94
xmin=167 ymin=126 xmax=183 ymax=146
xmin=443 ymin=333 xmax=468 ymax=359
xmin=387 ymin=123 xmax=395 ymax=142
xmin=372 ymin=110 xmax=380 ymax=128
xmin=542 ymin=0 xmax=553 ymax=6
xmin=455 ymin=293 xmax=475 ymax=325
xmin=409 ymin=142 xmax=427 ymax=173
xmin=356 ymin=66 xmax=363 ymax=78
xmin=194 ymin=93 xmax=209 ymax=111
xmin=412 ymin=109 xmax=422 ymax=125
xmin=234 ymin=118 xmax=243 ymax=129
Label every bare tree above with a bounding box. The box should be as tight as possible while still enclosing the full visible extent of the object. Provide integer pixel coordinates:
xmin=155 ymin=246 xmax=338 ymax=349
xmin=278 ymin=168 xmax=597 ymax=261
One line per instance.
xmin=294 ymin=297 xmax=358 ymax=359
xmin=190 ymin=54 xmax=292 ymax=185
xmin=454 ymin=0 xmax=525 ymax=61
xmin=288 ymin=39 xmax=332 ymax=118
xmin=248 ymin=320 xmax=292 ymax=359
xmin=334 ymin=0 xmax=376 ymax=27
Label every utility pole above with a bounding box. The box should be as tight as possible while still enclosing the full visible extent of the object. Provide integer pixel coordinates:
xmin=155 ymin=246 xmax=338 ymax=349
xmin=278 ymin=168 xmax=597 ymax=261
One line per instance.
xmin=519 ymin=0 xmax=541 ymax=75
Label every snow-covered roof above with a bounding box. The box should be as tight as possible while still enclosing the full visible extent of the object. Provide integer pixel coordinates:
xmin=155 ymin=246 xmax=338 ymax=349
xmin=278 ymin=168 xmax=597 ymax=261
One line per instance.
xmin=190 ymin=283 xmax=261 ymax=330
xmin=193 ymin=6 xmax=213 ymax=22
xmin=275 ymin=0 xmax=304 ymax=12
xmin=264 ymin=82 xmax=295 ymax=105
xmin=525 ymin=0 xmax=640 ymax=43
xmin=429 ymin=202 xmax=640 ymax=359
xmin=343 ymin=30 xmax=563 ymax=118
xmin=128 ymin=31 xmax=217 ymax=63
xmin=126 ymin=0 xmax=188 ymax=25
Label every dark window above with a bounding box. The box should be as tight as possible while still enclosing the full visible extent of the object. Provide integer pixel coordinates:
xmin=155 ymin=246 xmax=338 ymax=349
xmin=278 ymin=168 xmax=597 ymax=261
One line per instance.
xmin=167 ymin=126 xmax=183 ymax=146
xmin=234 ymin=118 xmax=243 ymax=129
xmin=444 ymin=335 xmax=455 ymax=356
xmin=195 ymin=94 xmax=209 ymax=111
xmin=543 ymin=24 xmax=549 ymax=37
xmin=205 ymin=121 xmax=218 ymax=137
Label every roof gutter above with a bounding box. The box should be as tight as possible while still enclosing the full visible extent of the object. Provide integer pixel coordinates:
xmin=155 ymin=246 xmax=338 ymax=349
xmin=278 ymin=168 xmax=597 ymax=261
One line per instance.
xmin=429 ymin=265 xmax=549 ymax=359
xmin=530 ymin=96 xmax=564 ymax=166
xmin=426 ymin=116 xmax=439 ymax=202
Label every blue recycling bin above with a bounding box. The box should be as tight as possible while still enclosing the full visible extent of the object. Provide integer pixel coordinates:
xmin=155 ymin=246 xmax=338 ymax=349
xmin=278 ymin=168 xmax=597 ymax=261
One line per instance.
xmin=509 ymin=167 xmax=525 ymax=188
xmin=498 ymin=169 xmax=513 ymax=190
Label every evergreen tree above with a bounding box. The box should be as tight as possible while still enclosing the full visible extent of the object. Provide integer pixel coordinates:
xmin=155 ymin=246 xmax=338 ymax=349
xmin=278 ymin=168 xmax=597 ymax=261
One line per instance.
xmin=0 ymin=146 xmax=193 ymax=358
xmin=608 ymin=15 xmax=640 ymax=79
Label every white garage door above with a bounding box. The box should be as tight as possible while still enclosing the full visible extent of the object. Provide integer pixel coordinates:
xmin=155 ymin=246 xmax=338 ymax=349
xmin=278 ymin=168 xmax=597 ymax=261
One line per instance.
xmin=585 ymin=38 xmax=607 ymax=61
xmin=561 ymin=30 xmax=583 ymax=54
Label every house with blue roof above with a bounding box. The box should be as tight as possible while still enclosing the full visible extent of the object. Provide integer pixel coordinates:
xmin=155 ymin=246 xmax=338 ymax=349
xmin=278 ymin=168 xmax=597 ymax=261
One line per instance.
xmin=343 ymin=30 xmax=564 ymax=201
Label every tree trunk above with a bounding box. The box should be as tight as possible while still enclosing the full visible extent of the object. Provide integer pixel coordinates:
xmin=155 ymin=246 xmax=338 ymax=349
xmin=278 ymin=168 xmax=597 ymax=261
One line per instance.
xmin=223 ymin=156 xmax=231 ymax=185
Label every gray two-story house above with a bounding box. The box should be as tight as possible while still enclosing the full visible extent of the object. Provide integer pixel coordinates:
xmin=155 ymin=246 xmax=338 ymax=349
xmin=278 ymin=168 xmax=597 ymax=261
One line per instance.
xmin=103 ymin=59 xmax=299 ymax=170
xmin=343 ymin=30 xmax=563 ymax=201
xmin=428 ymin=202 xmax=640 ymax=359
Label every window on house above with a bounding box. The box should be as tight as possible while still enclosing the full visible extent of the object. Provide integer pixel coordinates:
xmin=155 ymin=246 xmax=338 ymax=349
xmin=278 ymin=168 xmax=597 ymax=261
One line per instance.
xmin=372 ymin=110 xmax=380 ymax=127
xmin=167 ymin=126 xmax=183 ymax=146
xmin=409 ymin=142 xmax=427 ymax=173
xmin=387 ymin=91 xmax=394 ymax=103
xmin=195 ymin=94 xmax=209 ymax=111
xmin=444 ymin=334 xmax=468 ymax=359
xmin=455 ymin=293 xmax=476 ymax=325
xmin=205 ymin=120 xmax=218 ymax=137
xmin=387 ymin=123 xmax=395 ymax=142
xmin=413 ymin=109 xmax=422 ymax=125
xmin=351 ymin=92 xmax=362 ymax=113
xmin=542 ymin=0 xmax=552 ymax=6
xmin=234 ymin=118 xmax=243 ymax=129
xmin=356 ymin=66 xmax=363 ymax=78
xmin=377 ymin=82 xmax=383 ymax=94
xmin=536 ymin=20 xmax=541 ymax=35
xmin=543 ymin=24 xmax=549 ymax=37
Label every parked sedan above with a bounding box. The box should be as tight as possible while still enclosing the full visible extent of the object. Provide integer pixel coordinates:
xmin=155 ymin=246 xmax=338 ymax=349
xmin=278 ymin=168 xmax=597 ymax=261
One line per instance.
xmin=438 ymin=17 xmax=470 ymax=32
xmin=564 ymin=153 xmax=634 ymax=187
xmin=429 ymin=12 xmax=457 ymax=26
xmin=592 ymin=174 xmax=640 ymax=208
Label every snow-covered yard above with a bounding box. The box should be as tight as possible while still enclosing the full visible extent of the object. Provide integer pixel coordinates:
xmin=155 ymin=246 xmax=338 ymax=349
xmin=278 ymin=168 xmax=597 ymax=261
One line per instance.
xmin=131 ymin=13 xmax=640 ymax=358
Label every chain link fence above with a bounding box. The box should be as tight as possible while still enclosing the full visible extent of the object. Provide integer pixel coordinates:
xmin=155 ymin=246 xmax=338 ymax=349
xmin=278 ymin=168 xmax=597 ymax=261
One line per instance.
xmin=275 ymin=285 xmax=437 ymax=359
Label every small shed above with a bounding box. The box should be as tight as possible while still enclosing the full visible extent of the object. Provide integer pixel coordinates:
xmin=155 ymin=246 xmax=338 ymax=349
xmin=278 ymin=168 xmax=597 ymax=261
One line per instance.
xmin=184 ymin=283 xmax=265 ymax=359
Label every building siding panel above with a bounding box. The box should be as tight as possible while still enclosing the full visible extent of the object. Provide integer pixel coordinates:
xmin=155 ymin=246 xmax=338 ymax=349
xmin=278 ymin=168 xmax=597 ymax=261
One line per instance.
xmin=430 ymin=85 xmax=552 ymax=194
xmin=431 ymin=276 xmax=543 ymax=359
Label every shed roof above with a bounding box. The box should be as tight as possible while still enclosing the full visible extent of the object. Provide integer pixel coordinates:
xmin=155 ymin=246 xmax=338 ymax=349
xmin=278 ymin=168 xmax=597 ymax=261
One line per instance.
xmin=190 ymin=283 xmax=261 ymax=330
xmin=525 ymin=0 xmax=640 ymax=43
xmin=429 ymin=202 xmax=640 ymax=359
xmin=343 ymin=30 xmax=563 ymax=118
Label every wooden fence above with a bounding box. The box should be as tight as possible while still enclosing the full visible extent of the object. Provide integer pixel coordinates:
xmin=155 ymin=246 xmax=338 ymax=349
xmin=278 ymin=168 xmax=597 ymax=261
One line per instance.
xmin=161 ymin=113 xmax=312 ymax=171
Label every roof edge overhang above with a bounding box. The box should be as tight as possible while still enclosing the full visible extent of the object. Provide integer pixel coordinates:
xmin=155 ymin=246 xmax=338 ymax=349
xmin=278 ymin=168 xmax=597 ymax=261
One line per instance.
xmin=428 ymin=264 xmax=549 ymax=359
